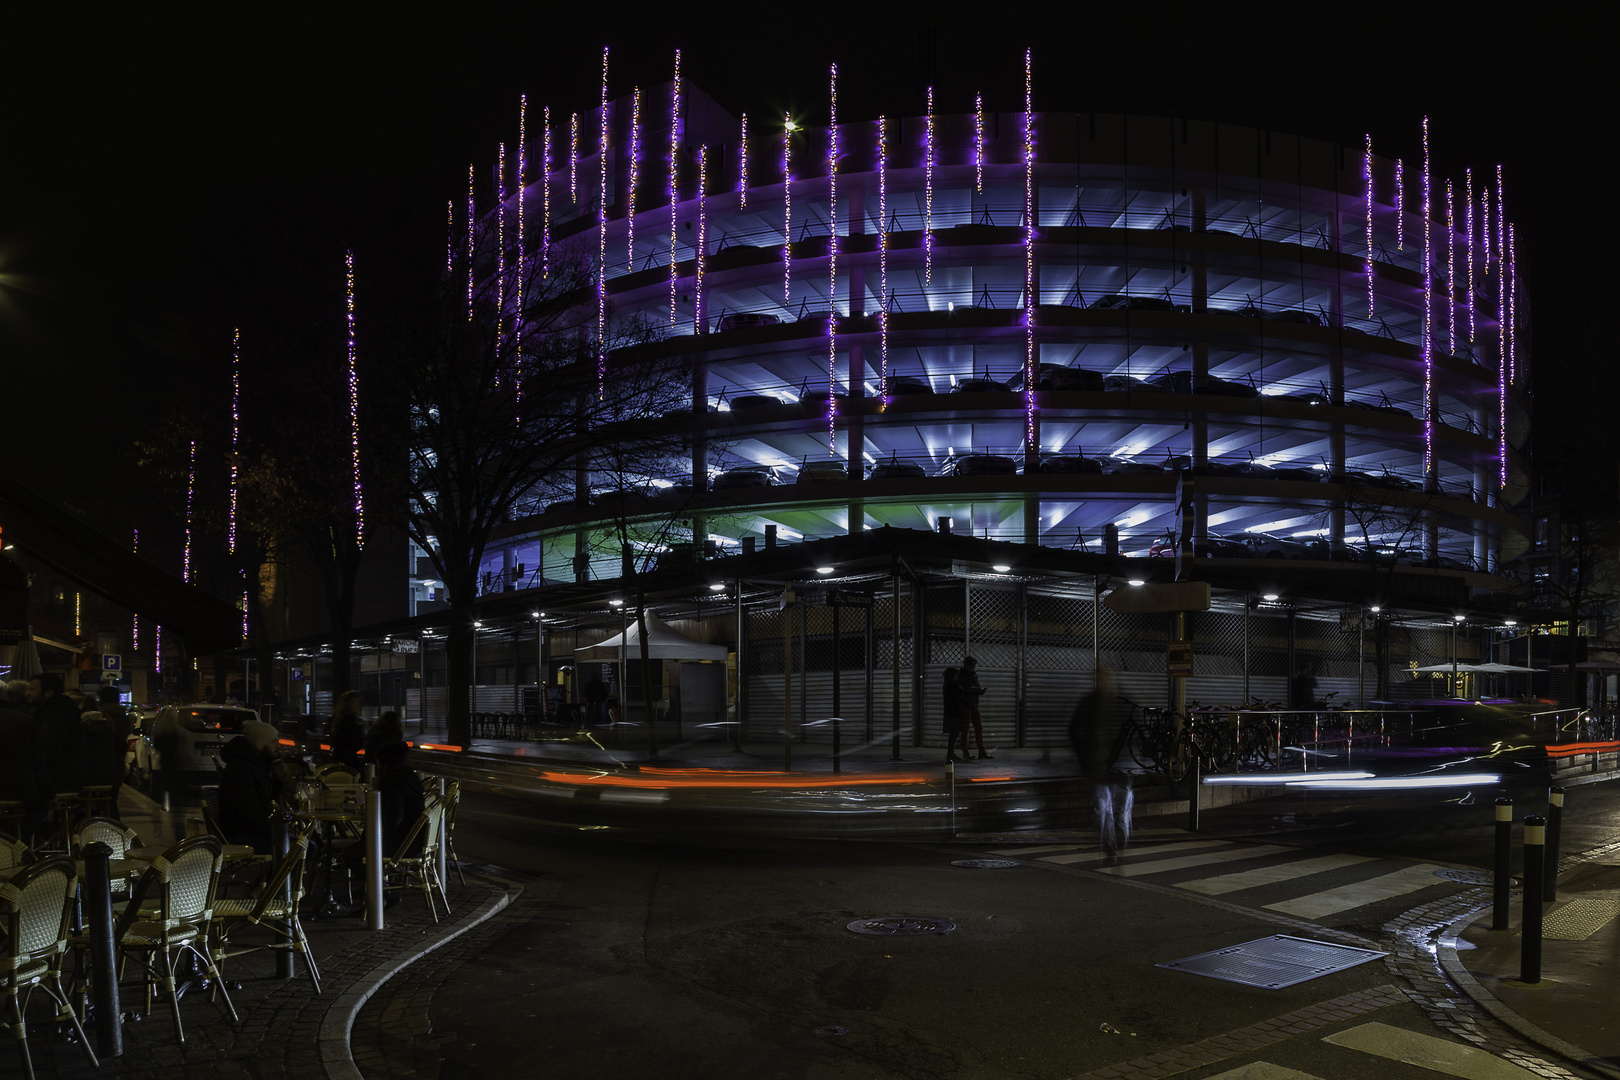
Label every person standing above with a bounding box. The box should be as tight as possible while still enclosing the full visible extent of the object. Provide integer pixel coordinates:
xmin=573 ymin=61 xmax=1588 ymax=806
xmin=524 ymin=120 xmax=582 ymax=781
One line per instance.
xmin=0 ymin=687 xmax=46 ymax=834
xmin=219 ymin=720 xmax=281 ymax=854
xmin=328 ymin=690 xmax=366 ymax=771
xmin=942 ymin=667 xmax=968 ymax=762
xmin=960 ymin=656 xmax=991 ymax=760
xmin=28 ymin=673 xmax=87 ymax=799
xmin=1068 ymin=666 xmax=1133 ymax=863
xmin=80 ymin=709 xmax=128 ymax=821
xmin=364 ymin=710 xmax=406 ymax=757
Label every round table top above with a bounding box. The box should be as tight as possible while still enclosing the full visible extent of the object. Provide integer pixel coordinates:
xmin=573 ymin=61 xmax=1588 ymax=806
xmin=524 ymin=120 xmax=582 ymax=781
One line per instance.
xmin=126 ymin=843 xmax=256 ymax=861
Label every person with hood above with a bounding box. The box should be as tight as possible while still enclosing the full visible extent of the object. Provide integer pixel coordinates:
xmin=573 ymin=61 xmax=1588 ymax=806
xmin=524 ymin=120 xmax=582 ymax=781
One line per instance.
xmin=327 ymin=690 xmax=365 ymax=771
xmin=219 ymin=719 xmax=282 ymax=854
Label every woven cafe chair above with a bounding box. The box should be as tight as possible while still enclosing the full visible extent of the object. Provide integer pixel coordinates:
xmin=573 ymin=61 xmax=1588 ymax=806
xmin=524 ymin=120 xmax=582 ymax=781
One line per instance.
xmin=440 ymin=781 xmax=466 ymax=886
xmin=314 ymin=763 xmax=362 ymax=786
xmin=381 ymin=797 xmax=449 ymax=922
xmin=212 ymin=822 xmax=322 ymax=993
xmin=0 ymin=834 xmax=27 ymax=872
xmin=114 ymin=835 xmax=239 ymax=1043
xmin=1 ymin=856 xmax=99 ymax=1079
xmin=73 ymin=816 xmax=143 ymax=895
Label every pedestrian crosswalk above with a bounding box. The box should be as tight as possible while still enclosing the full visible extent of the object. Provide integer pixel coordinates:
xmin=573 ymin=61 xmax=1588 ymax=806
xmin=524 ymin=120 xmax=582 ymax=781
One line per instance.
xmin=985 ymin=837 xmax=1457 ymax=922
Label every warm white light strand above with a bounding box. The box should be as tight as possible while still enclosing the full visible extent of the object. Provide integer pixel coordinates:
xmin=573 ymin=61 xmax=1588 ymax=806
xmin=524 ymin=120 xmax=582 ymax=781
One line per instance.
xmin=1465 ymin=168 xmax=1474 ymax=341
xmin=1420 ymin=118 xmax=1432 ymax=477
xmin=1394 ymin=157 xmax=1405 ymax=251
xmin=466 ymin=164 xmax=476 ymax=320
xmin=738 ymin=113 xmax=748 ymax=207
xmin=1363 ymin=135 xmax=1374 ymax=318
xmin=228 ymin=328 xmax=240 ymax=555
xmin=695 ymin=144 xmax=707 ymax=336
xmin=974 ymin=92 xmax=984 ymax=193
xmin=670 ymin=49 xmax=682 ymax=327
xmin=496 ymin=142 xmax=507 ymax=327
xmin=542 ymin=106 xmax=552 ymax=280
xmin=924 ymin=86 xmax=935 ymax=286
xmin=516 ymin=96 xmax=526 ymax=324
xmin=598 ymin=46 xmax=610 ymax=396
xmin=878 ymin=116 xmax=888 ymax=407
xmin=570 ymin=112 xmax=579 ymax=204
xmin=1445 ymin=181 xmax=1455 ymax=355
xmin=627 ymin=87 xmax=640 ymax=271
xmin=346 ymin=250 xmax=364 ymax=549
xmin=827 ymin=62 xmax=839 ymax=455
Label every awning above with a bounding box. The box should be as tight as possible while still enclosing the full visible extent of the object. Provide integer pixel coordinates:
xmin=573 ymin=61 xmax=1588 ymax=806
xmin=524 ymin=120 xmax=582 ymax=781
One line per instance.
xmin=1409 ymin=662 xmax=1538 ymax=675
xmin=575 ymin=612 xmax=728 ymax=662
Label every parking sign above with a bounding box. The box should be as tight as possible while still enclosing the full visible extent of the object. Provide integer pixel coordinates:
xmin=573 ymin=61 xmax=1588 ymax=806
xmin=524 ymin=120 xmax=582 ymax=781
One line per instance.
xmin=102 ymin=654 xmax=122 ymax=673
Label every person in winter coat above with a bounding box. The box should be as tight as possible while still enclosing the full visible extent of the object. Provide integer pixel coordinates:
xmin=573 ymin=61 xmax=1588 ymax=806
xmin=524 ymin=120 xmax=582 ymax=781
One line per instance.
xmin=1068 ymin=666 xmax=1133 ymax=863
xmin=327 ymin=690 xmax=366 ymax=771
xmin=218 ymin=720 xmax=281 ymax=854
xmin=942 ymin=668 xmax=968 ymax=762
xmin=363 ymin=711 xmax=405 ymax=758
xmin=80 ymin=709 xmax=128 ymax=820
xmin=28 ymin=673 xmax=87 ymax=798
xmin=0 ymin=696 xmax=46 ymax=819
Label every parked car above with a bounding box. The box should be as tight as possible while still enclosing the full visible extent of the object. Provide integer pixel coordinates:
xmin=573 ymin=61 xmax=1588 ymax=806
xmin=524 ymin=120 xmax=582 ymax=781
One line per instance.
xmin=1238 ymin=460 xmax=1324 ymax=482
xmin=886 ymin=375 xmax=934 ymax=396
xmin=947 ymin=454 xmax=1019 ymax=476
xmin=1148 ymin=533 xmax=1249 ymax=559
xmin=596 ymin=484 xmax=658 ymax=503
xmin=1167 ymin=455 xmax=1245 ymax=477
xmin=795 ymin=461 xmax=848 ymax=484
xmin=729 ymin=393 xmax=787 ymax=411
xmin=713 ymin=464 xmax=779 ymax=490
xmin=1221 ymin=532 xmax=1311 ymax=559
xmin=1102 ymin=375 xmax=1165 ymax=393
xmin=799 ymin=390 xmax=848 ymax=415
xmin=1150 ymin=371 xmax=1259 ymax=398
xmin=130 ymin=704 xmax=261 ymax=793
xmin=1267 ymin=389 xmax=1331 ymax=406
xmin=1232 ymin=304 xmax=1324 ymax=327
xmin=714 ymin=312 xmax=782 ymax=333
xmin=1008 ymin=364 xmax=1105 ymax=392
xmin=1349 ymin=399 xmax=1414 ymax=419
xmin=954 ymin=376 xmax=1009 ymax=394
xmin=1090 ymin=294 xmax=1183 ymax=312
xmin=1039 ymin=455 xmax=1104 ymax=475
xmin=868 ymin=459 xmax=928 ymax=480
xmin=1106 ymin=459 xmax=1165 ymax=475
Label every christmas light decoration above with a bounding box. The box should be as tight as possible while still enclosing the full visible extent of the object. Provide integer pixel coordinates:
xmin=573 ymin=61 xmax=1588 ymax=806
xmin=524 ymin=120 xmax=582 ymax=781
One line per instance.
xmin=627 ymin=87 xmax=640 ymax=271
xmin=466 ymin=165 xmax=475 ymax=320
xmin=516 ymin=97 xmax=526 ymax=324
xmin=229 ymin=327 xmax=240 ymax=555
xmin=974 ymin=92 xmax=984 ymax=193
xmin=1022 ymin=50 xmax=1036 ymax=452
xmin=243 ymin=586 xmax=249 ymax=642
xmin=782 ymin=119 xmax=791 ymax=305
xmin=446 ymin=200 xmax=454 ymax=274
xmin=75 ymin=593 xmax=80 ymax=637
xmin=1480 ymin=183 xmax=1491 ymax=272
xmin=542 ymin=106 xmax=552 ymax=280
xmin=878 ymin=116 xmax=889 ymax=406
xmin=183 ymin=439 xmax=196 ymax=583
xmin=670 ymin=49 xmax=682 ymax=327
xmin=570 ymin=112 xmax=579 ymax=204
xmin=1394 ymin=157 xmax=1404 ymax=250
xmin=1445 ymin=181 xmax=1455 ymax=355
xmin=1465 ymin=168 xmax=1475 ymax=342
xmin=154 ymin=625 xmax=161 ymax=674
xmin=1508 ymin=222 xmax=1518 ymax=385
xmin=131 ymin=528 xmax=139 ymax=652
xmin=695 ymin=144 xmax=707 ymax=335
xmin=1420 ymin=119 xmax=1432 ymax=476
xmin=1496 ymin=167 xmax=1506 ymax=369
xmin=496 ymin=142 xmax=507 ymax=324
xmin=599 ymin=46 xmax=610 ymax=393
xmin=1498 ymin=222 xmax=1508 ymax=488
xmin=346 ymin=250 xmax=364 ymax=550
xmin=738 ymin=113 xmax=748 ymax=207
xmin=827 ymin=63 xmax=839 ymax=454
xmin=924 ymin=85 xmax=935 ymax=286
xmin=1363 ymin=135 xmax=1374 ymax=317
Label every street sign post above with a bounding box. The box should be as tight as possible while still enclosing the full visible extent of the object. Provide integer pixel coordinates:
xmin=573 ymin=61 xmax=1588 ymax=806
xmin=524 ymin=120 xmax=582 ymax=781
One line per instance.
xmin=1167 ymin=640 xmax=1194 ymax=677
xmin=101 ymin=654 xmax=122 ymax=674
xmin=290 ymin=668 xmax=304 ymax=681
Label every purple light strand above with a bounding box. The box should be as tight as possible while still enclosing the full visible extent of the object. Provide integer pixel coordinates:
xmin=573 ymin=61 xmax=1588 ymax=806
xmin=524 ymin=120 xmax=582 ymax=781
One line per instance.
xmin=228 ymin=327 xmax=240 ymax=555
xmin=346 ymin=250 xmax=364 ymax=550
xmin=738 ymin=113 xmax=748 ymax=207
xmin=1497 ymin=226 xmax=1508 ymax=489
xmin=627 ymin=87 xmax=640 ymax=271
xmin=183 ymin=440 xmax=196 ymax=583
xmin=570 ymin=113 xmax=579 ymax=204
xmin=466 ymin=165 xmax=475 ymax=320
xmin=131 ymin=528 xmax=139 ymax=652
xmin=446 ymin=201 xmax=454 ymax=274
xmin=924 ymin=86 xmax=935 ymax=287
xmin=1022 ymin=50 xmax=1036 ymax=454
xmin=1363 ymin=135 xmax=1374 ymax=317
xmin=827 ymin=62 xmax=839 ymax=455
xmin=669 ymin=49 xmax=682 ymax=328
xmin=974 ymin=92 xmax=984 ymax=193
xmin=1465 ymin=168 xmax=1475 ymax=342
xmin=598 ymin=46 xmax=610 ymax=396
xmin=542 ymin=106 xmax=552 ymax=280
xmin=1445 ymin=181 xmax=1455 ymax=355
xmin=1394 ymin=158 xmax=1404 ymax=251
xmin=878 ymin=116 xmax=888 ymax=408
xmin=695 ymin=144 xmax=707 ymax=336
xmin=1496 ymin=165 xmax=1506 ymax=378
xmin=516 ymin=97 xmax=526 ymax=325
xmin=496 ymin=142 xmax=507 ymax=327
xmin=782 ymin=121 xmax=791 ymax=305
xmin=1508 ymin=223 xmax=1518 ymax=385
xmin=1420 ymin=118 xmax=1432 ymax=477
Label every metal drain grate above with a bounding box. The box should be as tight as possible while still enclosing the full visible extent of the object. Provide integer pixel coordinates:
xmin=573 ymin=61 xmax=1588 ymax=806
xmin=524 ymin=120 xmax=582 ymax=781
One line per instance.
xmin=1434 ymin=868 xmax=1496 ymax=885
xmin=953 ymin=858 xmax=1022 ymax=869
xmin=846 ymin=916 xmax=957 ymax=936
xmin=814 ymin=1026 xmax=850 ymax=1037
xmin=1157 ymin=935 xmax=1388 ymax=990
xmin=1542 ymin=892 xmax=1620 ymax=941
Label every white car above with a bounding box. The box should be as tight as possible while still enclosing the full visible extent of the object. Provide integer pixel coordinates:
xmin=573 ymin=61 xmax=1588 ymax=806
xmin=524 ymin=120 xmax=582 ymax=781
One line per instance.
xmin=130 ymin=704 xmax=261 ymax=793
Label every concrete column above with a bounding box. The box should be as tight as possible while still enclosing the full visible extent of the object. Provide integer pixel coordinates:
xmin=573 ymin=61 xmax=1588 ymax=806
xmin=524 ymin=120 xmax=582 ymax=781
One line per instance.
xmin=692 ymin=361 xmax=709 ymax=491
xmin=1192 ymin=188 xmax=1209 ymax=314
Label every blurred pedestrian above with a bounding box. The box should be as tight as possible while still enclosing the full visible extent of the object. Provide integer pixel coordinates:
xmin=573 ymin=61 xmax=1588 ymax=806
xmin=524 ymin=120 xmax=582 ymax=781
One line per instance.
xmin=942 ymin=667 xmax=968 ymax=762
xmin=960 ymin=656 xmax=991 ymax=759
xmin=364 ymin=710 xmax=405 ymax=757
xmin=219 ymin=719 xmax=281 ymax=854
xmin=328 ymin=690 xmax=365 ymax=771
xmin=80 ymin=708 xmax=127 ymax=821
xmin=28 ymin=673 xmax=87 ymax=798
xmin=0 ymin=689 xmax=46 ymax=829
xmin=1069 ymin=666 xmax=1133 ymax=863
xmin=150 ymin=705 xmax=183 ymax=806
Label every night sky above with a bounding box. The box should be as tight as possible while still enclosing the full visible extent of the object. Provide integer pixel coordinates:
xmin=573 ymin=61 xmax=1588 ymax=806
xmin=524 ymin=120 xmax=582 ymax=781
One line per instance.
xmin=3 ymin=7 xmax=1600 ymax=560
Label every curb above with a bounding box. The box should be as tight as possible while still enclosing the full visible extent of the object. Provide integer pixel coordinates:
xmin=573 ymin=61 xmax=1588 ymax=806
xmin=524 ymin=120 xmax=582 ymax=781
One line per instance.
xmin=1436 ymin=904 xmax=1620 ymax=1080
xmin=318 ymin=872 xmax=523 ymax=1080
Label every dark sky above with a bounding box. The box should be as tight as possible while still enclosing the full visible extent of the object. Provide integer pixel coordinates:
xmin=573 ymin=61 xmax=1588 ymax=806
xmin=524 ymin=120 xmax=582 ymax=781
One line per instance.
xmin=2 ymin=6 xmax=1599 ymax=543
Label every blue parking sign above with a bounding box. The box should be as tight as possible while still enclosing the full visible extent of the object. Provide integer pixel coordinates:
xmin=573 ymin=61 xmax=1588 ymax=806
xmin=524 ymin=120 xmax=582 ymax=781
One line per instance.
xmin=102 ymin=654 xmax=122 ymax=673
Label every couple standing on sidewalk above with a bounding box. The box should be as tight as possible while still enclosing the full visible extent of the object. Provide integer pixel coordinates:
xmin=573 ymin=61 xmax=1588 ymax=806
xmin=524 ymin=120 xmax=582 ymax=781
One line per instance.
xmin=943 ymin=657 xmax=992 ymax=761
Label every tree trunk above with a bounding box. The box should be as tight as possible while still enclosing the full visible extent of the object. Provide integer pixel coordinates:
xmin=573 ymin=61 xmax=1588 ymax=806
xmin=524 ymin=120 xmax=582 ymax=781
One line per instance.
xmin=443 ymin=577 xmax=477 ymax=747
xmin=1374 ymin=616 xmax=1390 ymax=700
xmin=636 ymin=580 xmax=658 ymax=761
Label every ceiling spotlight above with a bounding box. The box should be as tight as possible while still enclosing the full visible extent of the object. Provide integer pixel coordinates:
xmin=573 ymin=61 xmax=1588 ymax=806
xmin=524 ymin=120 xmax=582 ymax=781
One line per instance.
xmin=473 ymin=620 xmax=483 ymax=628
xmin=1369 ymin=605 xmax=1381 ymax=613
xmin=1505 ymin=619 xmax=1517 ymax=626
xmin=815 ymin=565 xmax=835 ymax=575
xmin=1127 ymin=578 xmax=1145 ymax=587
xmin=992 ymin=564 xmax=1011 ymax=573
xmin=531 ymin=611 xmax=542 ymax=618
xmin=709 ymin=582 xmax=726 ymax=591
xmin=1453 ymin=614 xmax=1466 ymax=622
xmin=1262 ymin=593 xmax=1279 ymax=602
xmin=608 ymin=598 xmax=625 ymax=607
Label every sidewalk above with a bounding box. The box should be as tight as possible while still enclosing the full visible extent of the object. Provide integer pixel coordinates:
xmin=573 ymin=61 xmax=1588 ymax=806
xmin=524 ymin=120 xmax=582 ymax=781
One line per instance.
xmin=20 ymin=789 xmax=516 ymax=1080
xmin=1442 ymin=856 xmax=1620 ymax=1079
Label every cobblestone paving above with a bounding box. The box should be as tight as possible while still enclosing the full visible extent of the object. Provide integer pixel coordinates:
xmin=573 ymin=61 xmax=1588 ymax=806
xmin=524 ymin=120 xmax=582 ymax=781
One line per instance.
xmin=15 ymin=878 xmax=508 ymax=1080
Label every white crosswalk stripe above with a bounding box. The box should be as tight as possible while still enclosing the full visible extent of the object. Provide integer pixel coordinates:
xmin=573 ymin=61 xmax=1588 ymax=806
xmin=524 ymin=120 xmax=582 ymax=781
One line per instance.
xmin=1176 ymin=852 xmax=1378 ymax=896
xmin=1039 ymin=839 xmax=1230 ymax=865
xmin=1264 ymin=864 xmax=1447 ymax=919
xmin=1323 ymin=1022 xmax=1542 ymax=1078
xmin=1096 ymin=844 xmax=1295 ymax=878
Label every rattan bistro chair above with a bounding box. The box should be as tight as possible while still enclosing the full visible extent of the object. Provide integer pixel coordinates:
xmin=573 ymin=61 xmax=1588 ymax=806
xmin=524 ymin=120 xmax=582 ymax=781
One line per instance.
xmin=115 ymin=835 xmax=239 ymax=1043
xmin=211 ymin=823 xmax=322 ymax=994
xmin=381 ymin=798 xmax=449 ymax=922
xmin=1 ymin=856 xmax=99 ymax=1079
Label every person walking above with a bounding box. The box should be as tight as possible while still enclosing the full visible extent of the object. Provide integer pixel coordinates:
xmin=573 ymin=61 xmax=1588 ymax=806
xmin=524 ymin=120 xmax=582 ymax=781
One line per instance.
xmin=1068 ymin=666 xmax=1133 ymax=863
xmin=942 ymin=667 xmax=969 ymax=762
xmin=960 ymin=656 xmax=991 ymax=759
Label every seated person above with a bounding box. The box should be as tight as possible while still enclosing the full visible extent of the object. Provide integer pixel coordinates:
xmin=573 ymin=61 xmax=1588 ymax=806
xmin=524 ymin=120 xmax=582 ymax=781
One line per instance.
xmin=373 ymin=740 xmax=425 ymax=855
xmin=218 ymin=720 xmax=281 ymax=853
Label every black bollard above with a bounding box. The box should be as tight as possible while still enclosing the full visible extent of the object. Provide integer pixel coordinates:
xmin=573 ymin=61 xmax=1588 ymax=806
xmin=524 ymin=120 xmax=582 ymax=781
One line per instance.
xmin=1545 ymin=787 xmax=1564 ymax=903
xmin=81 ymin=841 xmax=124 ymax=1058
xmin=1520 ymin=814 xmax=1545 ymax=984
xmin=272 ymin=814 xmax=294 ymax=979
xmin=832 ymin=716 xmax=842 ymax=775
xmin=1187 ymin=746 xmax=1202 ymax=832
xmin=1492 ymin=796 xmax=1513 ymax=931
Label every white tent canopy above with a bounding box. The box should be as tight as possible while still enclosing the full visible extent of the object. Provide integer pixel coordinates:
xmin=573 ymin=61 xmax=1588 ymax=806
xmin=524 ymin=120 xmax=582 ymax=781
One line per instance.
xmin=574 ymin=613 xmax=727 ymax=662
xmin=1409 ymin=662 xmax=1538 ymax=675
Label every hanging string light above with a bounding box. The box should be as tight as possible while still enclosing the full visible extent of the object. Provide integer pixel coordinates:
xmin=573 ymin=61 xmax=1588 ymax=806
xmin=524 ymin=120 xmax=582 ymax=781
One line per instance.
xmin=1480 ymin=183 xmax=1491 ymax=274
xmin=695 ymin=144 xmax=707 ymax=336
xmin=1497 ymin=222 xmax=1508 ymax=488
xmin=154 ymin=624 xmax=162 ymax=675
xmin=131 ymin=528 xmax=139 ymax=653
xmin=1496 ymin=166 xmax=1506 ymax=368
xmin=1420 ymin=118 xmax=1432 ymax=477
xmin=598 ymin=46 xmax=610 ymax=395
xmin=1363 ymin=135 xmax=1374 ymax=318
xmin=346 ymin=250 xmax=364 ymax=550
xmin=228 ymin=328 xmax=240 ymax=556
xmin=1465 ymin=168 xmax=1475 ymax=343
xmin=466 ymin=165 xmax=476 ymax=320
xmin=1394 ymin=158 xmax=1404 ymax=251
xmin=627 ymin=87 xmax=640 ymax=271
xmin=497 ymin=142 xmax=507 ymax=327
xmin=827 ymin=62 xmax=839 ymax=455
xmin=1508 ymin=222 xmax=1518 ymax=385
xmin=974 ymin=92 xmax=985 ymax=194
xmin=878 ymin=116 xmax=889 ymax=407
xmin=570 ymin=112 xmax=579 ymax=204
xmin=183 ymin=440 xmax=196 ymax=584
xmin=446 ymin=201 xmax=455 ymax=274
xmin=1022 ymin=50 xmax=1036 ymax=454
xmin=738 ymin=113 xmax=749 ymax=207
xmin=924 ymin=86 xmax=935 ymax=286
xmin=669 ymin=49 xmax=682 ymax=327
xmin=782 ymin=118 xmax=792 ymax=305
xmin=516 ymin=98 xmax=526 ymax=330
xmin=1445 ymin=181 xmax=1456 ymax=355
xmin=542 ymin=106 xmax=552 ymax=280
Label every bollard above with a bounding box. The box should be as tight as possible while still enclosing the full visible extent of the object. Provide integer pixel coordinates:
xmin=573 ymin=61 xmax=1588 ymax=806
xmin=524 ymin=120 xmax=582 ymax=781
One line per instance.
xmin=832 ymin=716 xmax=842 ymax=775
xmin=272 ymin=814 xmax=293 ymax=978
xmin=365 ymin=767 xmax=385 ymax=930
xmin=1187 ymin=746 xmax=1201 ymax=832
xmin=946 ymin=757 xmax=955 ymax=837
xmin=81 ymin=841 xmax=123 ymax=1058
xmin=1492 ymin=796 xmax=1513 ymax=931
xmin=1545 ymin=787 xmax=1564 ymax=902
xmin=435 ymin=777 xmax=449 ymax=894
xmin=1520 ymin=814 xmax=1545 ymax=984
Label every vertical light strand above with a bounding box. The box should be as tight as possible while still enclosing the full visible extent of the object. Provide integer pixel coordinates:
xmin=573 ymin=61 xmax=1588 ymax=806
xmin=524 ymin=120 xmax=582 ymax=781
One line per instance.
xmin=465 ymin=165 xmax=476 ymax=320
xmin=1445 ymin=181 xmax=1456 ymax=355
xmin=878 ymin=116 xmax=889 ymax=408
xmin=669 ymin=49 xmax=682 ymax=327
xmin=1481 ymin=183 xmax=1492 ymax=274
xmin=1465 ymin=168 xmax=1475 ymax=342
xmin=1394 ymin=158 xmax=1404 ymax=250
xmin=1508 ymin=223 xmax=1518 ymax=385
xmin=183 ymin=440 xmax=196 ymax=584
xmin=738 ymin=113 xmax=749 ymax=207
xmin=1497 ymin=222 xmax=1508 ymax=488
xmin=598 ymin=46 xmax=610 ymax=395
xmin=782 ymin=119 xmax=792 ymax=305
xmin=496 ymin=142 xmax=507 ymax=327
xmin=542 ymin=107 xmax=553 ymax=280
xmin=694 ymin=145 xmax=707 ymax=336
xmin=924 ymin=86 xmax=935 ymax=286
xmin=346 ymin=250 xmax=364 ymax=550
xmin=1022 ymin=49 xmax=1036 ymax=454
xmin=228 ymin=328 xmax=240 ymax=556
xmin=570 ymin=113 xmax=579 ymax=204
xmin=974 ymin=92 xmax=984 ymax=193
xmin=1363 ymin=135 xmax=1374 ymax=318
xmin=131 ymin=528 xmax=139 ymax=653
xmin=446 ymin=201 xmax=455 ymax=274
xmin=1496 ymin=165 xmax=1507 ymax=378
xmin=516 ymin=96 xmax=526 ymax=326
xmin=75 ymin=593 xmax=81 ymax=637
xmin=627 ymin=87 xmax=640 ymax=271
xmin=1420 ymin=118 xmax=1433 ymax=477
xmin=154 ymin=624 xmax=161 ymax=675
xmin=827 ymin=62 xmax=839 ymax=455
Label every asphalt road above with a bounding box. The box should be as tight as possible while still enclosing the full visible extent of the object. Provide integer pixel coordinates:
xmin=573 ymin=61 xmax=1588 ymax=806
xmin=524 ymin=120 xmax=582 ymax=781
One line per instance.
xmin=405 ymin=782 xmax=1620 ymax=1079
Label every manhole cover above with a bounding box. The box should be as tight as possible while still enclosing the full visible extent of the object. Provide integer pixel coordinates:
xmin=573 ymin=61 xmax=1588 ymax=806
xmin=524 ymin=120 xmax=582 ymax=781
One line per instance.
xmin=846 ymin=916 xmax=957 ymax=936
xmin=952 ymin=858 xmax=1022 ymax=869
xmin=814 ymin=1026 xmax=850 ymax=1038
xmin=1434 ymin=868 xmax=1497 ymax=885
xmin=1157 ymin=935 xmax=1387 ymax=990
